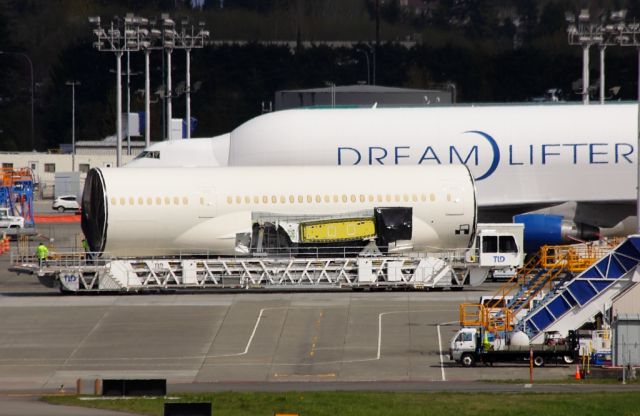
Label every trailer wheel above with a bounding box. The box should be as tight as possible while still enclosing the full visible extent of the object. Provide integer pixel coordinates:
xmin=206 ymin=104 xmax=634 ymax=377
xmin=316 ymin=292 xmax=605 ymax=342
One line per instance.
xmin=533 ymin=355 xmax=545 ymax=367
xmin=562 ymin=355 xmax=575 ymax=364
xmin=461 ymin=353 xmax=476 ymax=367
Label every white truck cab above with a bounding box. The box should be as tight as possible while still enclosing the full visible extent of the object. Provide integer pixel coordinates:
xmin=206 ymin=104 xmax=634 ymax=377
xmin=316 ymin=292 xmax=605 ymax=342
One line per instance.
xmin=464 ymin=223 xmax=524 ymax=285
xmin=0 ymin=208 xmax=24 ymax=229
xmin=449 ymin=327 xmax=505 ymax=366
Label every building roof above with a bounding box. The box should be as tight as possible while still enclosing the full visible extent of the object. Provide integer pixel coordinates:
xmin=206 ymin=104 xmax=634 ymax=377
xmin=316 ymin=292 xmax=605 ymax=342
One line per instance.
xmin=278 ymin=84 xmax=445 ymax=94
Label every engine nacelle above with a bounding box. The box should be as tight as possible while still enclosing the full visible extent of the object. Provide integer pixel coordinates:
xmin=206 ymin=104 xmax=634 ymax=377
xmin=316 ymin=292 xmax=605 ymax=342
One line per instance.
xmin=513 ymin=214 xmax=600 ymax=253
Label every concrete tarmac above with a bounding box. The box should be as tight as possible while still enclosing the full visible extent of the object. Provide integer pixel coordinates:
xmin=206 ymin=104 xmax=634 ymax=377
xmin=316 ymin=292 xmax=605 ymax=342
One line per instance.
xmin=0 ymin=287 xmax=582 ymax=392
xmin=1 ymin=217 xmax=634 ymax=416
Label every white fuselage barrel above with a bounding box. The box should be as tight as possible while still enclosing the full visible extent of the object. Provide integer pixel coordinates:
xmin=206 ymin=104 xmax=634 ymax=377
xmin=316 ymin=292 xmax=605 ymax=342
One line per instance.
xmin=83 ymin=165 xmax=476 ymax=257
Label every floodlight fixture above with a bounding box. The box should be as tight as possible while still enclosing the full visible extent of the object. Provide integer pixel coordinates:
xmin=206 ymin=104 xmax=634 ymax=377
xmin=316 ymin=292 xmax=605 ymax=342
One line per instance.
xmin=610 ymin=10 xmax=627 ymax=22
xmin=578 ymin=9 xmax=590 ymax=22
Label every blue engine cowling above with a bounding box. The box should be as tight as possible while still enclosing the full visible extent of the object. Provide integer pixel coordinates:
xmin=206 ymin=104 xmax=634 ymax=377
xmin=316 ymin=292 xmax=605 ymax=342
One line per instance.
xmin=514 ymin=214 xmax=600 ymax=253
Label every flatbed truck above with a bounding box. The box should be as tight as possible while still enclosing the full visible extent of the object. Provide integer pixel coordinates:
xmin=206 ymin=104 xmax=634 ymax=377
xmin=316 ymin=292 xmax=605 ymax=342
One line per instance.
xmin=449 ymin=327 xmax=579 ymax=367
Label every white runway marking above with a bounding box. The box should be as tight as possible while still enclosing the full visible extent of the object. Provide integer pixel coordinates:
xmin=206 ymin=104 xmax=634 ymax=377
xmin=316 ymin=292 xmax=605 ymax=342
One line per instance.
xmin=0 ymin=306 xmax=456 ymax=368
xmin=436 ymin=320 xmax=458 ymax=382
xmin=437 ymin=324 xmax=446 ymax=381
xmin=208 ymin=307 xmax=267 ymax=358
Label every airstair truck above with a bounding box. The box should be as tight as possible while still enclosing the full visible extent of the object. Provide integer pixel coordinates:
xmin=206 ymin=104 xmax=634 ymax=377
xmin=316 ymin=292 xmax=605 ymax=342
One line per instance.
xmin=449 ymin=327 xmax=579 ymax=367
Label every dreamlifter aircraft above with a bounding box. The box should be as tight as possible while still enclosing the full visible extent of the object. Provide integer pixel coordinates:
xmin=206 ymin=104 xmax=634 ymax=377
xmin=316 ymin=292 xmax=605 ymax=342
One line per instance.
xmin=126 ymin=103 xmax=639 ymax=250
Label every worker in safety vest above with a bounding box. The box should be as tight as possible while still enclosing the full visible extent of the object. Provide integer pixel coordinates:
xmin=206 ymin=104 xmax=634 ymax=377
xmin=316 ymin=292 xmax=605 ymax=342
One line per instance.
xmin=81 ymin=238 xmax=92 ymax=262
xmin=36 ymin=242 xmax=49 ymax=267
xmin=482 ymin=331 xmax=492 ymax=351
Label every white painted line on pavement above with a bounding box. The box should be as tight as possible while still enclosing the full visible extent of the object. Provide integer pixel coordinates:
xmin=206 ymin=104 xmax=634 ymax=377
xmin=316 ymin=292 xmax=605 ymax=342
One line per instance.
xmin=437 ymin=324 xmax=446 ymax=381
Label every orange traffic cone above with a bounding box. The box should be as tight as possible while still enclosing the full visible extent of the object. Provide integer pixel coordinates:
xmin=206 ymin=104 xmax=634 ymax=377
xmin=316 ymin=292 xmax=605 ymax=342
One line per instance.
xmin=575 ymin=365 xmax=581 ymax=380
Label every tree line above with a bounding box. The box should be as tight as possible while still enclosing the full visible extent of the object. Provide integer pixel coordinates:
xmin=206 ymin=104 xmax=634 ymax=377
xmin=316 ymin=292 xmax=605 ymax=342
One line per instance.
xmin=0 ymin=0 xmax=639 ymax=150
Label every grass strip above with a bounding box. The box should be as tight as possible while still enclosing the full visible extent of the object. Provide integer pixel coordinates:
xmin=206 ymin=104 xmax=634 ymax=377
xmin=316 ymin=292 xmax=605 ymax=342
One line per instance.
xmin=43 ymin=391 xmax=640 ymax=416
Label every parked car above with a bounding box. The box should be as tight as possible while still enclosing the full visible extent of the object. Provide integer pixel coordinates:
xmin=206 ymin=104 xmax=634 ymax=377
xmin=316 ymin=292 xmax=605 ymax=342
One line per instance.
xmin=52 ymin=195 xmax=80 ymax=212
xmin=0 ymin=207 xmax=24 ymax=228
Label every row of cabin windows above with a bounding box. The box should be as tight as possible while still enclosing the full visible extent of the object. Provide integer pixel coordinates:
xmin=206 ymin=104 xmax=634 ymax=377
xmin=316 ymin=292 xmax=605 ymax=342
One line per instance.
xmin=111 ymin=196 xmax=190 ymax=206
xmin=1 ymin=163 xmax=91 ymax=173
xmin=109 ymin=192 xmax=446 ymax=207
xmin=225 ymin=193 xmax=441 ymax=205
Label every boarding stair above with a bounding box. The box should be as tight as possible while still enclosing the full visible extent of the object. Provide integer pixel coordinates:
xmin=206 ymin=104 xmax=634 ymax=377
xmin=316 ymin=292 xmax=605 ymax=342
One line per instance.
xmin=518 ymin=236 xmax=640 ymax=343
xmin=460 ymin=239 xmax=620 ymax=333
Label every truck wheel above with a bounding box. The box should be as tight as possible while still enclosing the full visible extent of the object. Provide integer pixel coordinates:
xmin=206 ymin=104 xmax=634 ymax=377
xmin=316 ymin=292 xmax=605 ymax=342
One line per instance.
xmin=461 ymin=353 xmax=476 ymax=367
xmin=533 ymin=355 xmax=545 ymax=367
xmin=562 ymin=355 xmax=575 ymax=364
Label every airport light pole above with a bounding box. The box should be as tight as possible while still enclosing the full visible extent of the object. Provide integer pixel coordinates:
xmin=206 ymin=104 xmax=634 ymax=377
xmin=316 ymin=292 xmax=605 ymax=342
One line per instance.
xmin=0 ymin=51 xmax=34 ymax=149
xmin=160 ymin=15 xmax=176 ymax=140
xmin=65 ymin=81 xmax=80 ymax=172
xmin=90 ymin=14 xmax=209 ymax=147
xmin=141 ymin=21 xmax=161 ymax=147
xmin=89 ymin=14 xmax=146 ymax=166
xmin=566 ymin=9 xmax=603 ymax=104
xmin=566 ymin=9 xmax=637 ymax=105
xmin=173 ymin=19 xmax=209 ymax=140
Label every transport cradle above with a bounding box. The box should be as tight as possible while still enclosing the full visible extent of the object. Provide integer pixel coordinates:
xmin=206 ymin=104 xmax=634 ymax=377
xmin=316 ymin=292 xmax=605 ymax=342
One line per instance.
xmin=10 ymin=251 xmax=474 ymax=293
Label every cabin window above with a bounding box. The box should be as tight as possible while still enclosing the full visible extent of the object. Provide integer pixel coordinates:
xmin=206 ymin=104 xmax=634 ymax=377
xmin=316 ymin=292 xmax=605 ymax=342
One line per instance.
xmin=350 ymin=195 xmax=356 ymax=203
xmin=271 ymin=195 xmax=277 ymax=204
xmin=164 ymin=197 xmax=170 ymax=205
xmin=138 ymin=197 xmax=144 ymax=205
xmin=119 ymin=197 xmax=125 ymax=205
xmin=289 ymin=195 xmax=295 ymax=203
xmin=111 ymin=197 xmax=117 ymax=205
xmin=148 ymin=197 xmax=153 ymax=205
xmin=394 ymin=194 xmax=400 ymax=202
xmin=342 ymin=195 xmax=348 ymax=203
xmin=227 ymin=196 xmax=233 ymax=204
xmin=430 ymin=193 xmax=435 ymax=202
xmin=156 ymin=197 xmax=162 ymax=205
xmin=254 ymin=196 xmax=260 ymax=204
xmin=333 ymin=195 xmax=339 ymax=203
